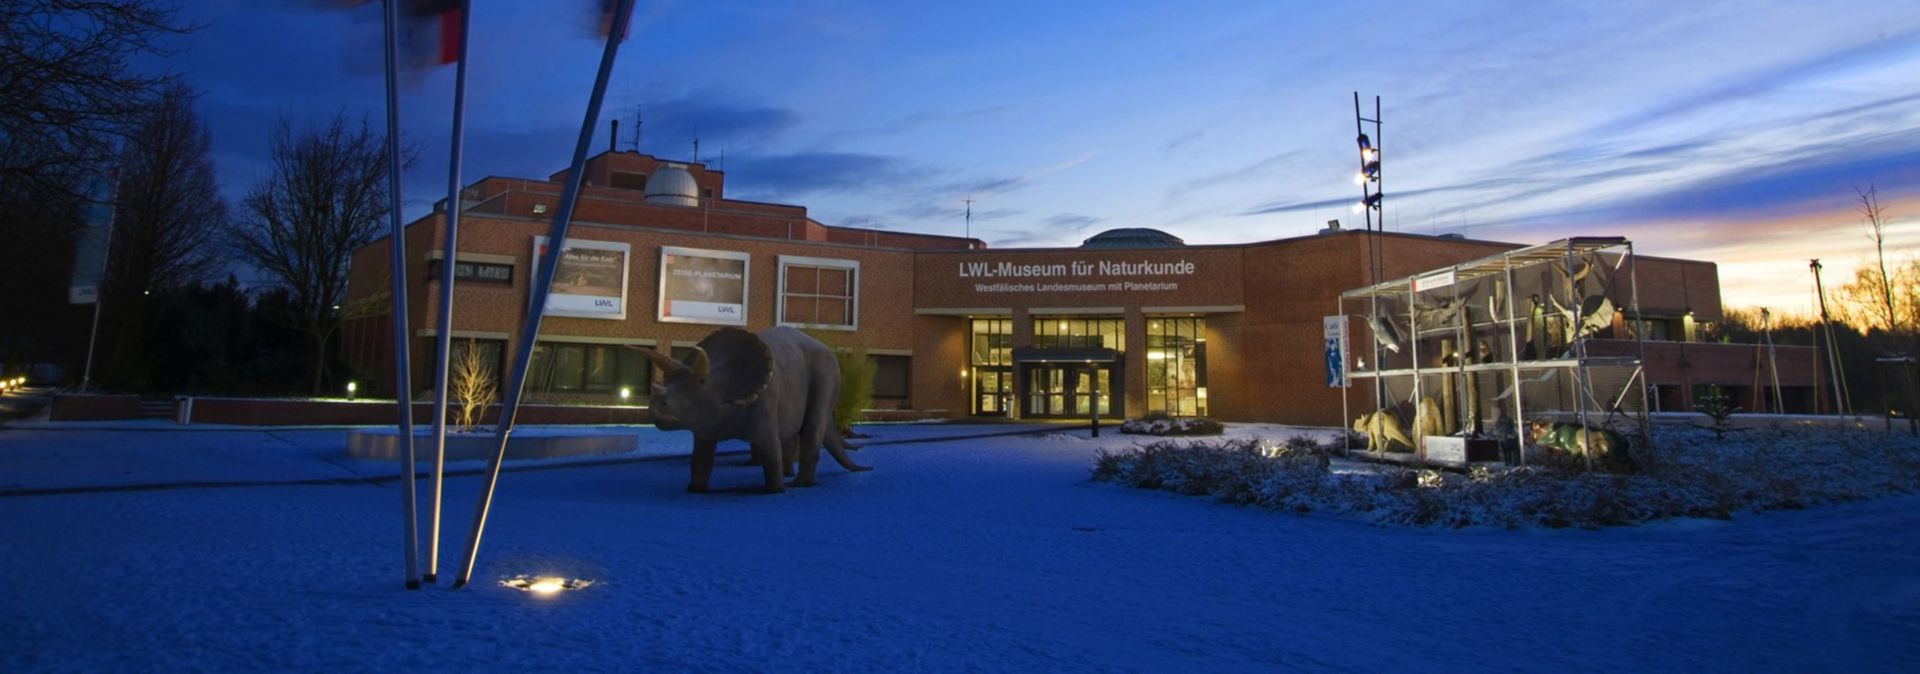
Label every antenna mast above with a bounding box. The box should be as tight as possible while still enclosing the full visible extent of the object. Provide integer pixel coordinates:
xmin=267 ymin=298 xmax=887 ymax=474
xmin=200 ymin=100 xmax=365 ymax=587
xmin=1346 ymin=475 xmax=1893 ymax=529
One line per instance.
xmin=963 ymin=197 xmax=975 ymax=240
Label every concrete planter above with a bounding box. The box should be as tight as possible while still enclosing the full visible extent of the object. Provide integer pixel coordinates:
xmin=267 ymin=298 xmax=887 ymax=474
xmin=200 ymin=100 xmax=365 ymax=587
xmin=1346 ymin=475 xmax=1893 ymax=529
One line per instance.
xmin=347 ymin=427 xmax=641 ymax=462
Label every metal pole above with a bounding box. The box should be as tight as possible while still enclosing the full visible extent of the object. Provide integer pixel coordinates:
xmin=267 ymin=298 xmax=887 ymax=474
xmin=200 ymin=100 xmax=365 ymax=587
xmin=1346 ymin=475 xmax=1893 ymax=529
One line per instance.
xmin=78 ymin=176 xmax=116 ymax=393
xmin=1628 ymin=243 xmax=1651 ymax=450
xmin=1354 ymin=92 xmax=1383 ymax=410
xmin=1090 ymin=361 xmax=1100 ymax=438
xmin=1504 ymin=253 xmax=1525 ymax=466
xmin=1811 ymin=259 xmax=1849 ymax=416
xmin=453 ymin=0 xmax=634 ymax=588
xmin=424 ymin=0 xmax=473 ymax=585
xmin=1567 ymin=245 xmax=1592 ymax=472
xmin=380 ymin=0 xmax=422 ymax=590
xmin=1762 ymin=308 xmax=1784 ymax=413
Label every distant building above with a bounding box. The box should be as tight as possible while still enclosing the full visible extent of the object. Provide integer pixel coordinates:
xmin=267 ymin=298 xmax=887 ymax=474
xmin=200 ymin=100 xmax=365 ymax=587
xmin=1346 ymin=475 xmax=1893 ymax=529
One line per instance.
xmin=344 ymin=150 xmax=1824 ymax=425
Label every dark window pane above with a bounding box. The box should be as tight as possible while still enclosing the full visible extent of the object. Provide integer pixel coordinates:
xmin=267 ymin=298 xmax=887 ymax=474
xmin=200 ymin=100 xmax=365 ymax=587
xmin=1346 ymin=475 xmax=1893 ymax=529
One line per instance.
xmin=553 ymin=345 xmax=585 ymax=391
xmin=872 ymin=355 xmax=910 ymax=399
xmin=528 ymin=344 xmax=555 ymax=392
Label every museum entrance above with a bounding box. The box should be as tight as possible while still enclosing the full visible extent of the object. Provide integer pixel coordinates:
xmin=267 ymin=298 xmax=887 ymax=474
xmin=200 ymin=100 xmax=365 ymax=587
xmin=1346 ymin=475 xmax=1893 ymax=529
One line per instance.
xmin=1022 ymin=363 xmax=1117 ymax=418
xmin=1012 ymin=347 xmax=1123 ymax=420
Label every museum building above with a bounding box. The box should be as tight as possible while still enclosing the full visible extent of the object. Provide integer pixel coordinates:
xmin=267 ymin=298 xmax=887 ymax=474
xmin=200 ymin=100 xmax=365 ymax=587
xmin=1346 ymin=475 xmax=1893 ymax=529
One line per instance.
xmin=344 ymin=150 xmax=1825 ymax=427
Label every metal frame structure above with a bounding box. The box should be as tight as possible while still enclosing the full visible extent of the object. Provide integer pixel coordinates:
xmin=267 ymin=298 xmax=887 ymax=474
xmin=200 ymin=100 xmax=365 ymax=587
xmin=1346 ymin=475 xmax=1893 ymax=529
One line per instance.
xmin=1337 ymin=237 xmax=1650 ymax=469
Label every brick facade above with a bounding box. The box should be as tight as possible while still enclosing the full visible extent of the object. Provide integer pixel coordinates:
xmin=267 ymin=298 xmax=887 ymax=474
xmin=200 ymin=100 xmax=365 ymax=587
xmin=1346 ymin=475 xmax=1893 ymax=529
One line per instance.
xmin=345 ymin=151 xmax=1819 ymax=425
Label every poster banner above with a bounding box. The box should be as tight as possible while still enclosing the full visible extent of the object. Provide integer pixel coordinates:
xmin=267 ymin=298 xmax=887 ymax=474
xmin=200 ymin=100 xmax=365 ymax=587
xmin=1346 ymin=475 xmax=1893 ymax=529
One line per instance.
xmin=68 ymin=176 xmax=116 ymax=305
xmin=531 ymin=236 xmax=629 ymax=319
xmin=659 ymin=245 xmax=749 ymax=325
xmin=1324 ymin=315 xmax=1349 ymax=388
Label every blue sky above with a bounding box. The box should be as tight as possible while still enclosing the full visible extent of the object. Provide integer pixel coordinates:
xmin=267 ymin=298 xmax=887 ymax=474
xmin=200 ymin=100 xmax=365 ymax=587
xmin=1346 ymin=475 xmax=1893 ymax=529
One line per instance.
xmin=157 ymin=0 xmax=1920 ymax=313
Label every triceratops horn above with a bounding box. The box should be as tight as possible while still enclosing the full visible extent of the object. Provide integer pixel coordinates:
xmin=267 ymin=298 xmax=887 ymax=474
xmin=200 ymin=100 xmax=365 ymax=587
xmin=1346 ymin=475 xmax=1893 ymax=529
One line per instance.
xmin=689 ymin=346 xmax=710 ymax=381
xmin=626 ymin=345 xmax=686 ymax=375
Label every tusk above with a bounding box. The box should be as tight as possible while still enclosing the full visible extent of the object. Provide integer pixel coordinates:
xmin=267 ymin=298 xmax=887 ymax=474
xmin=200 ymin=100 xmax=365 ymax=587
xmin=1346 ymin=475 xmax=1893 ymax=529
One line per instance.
xmin=689 ymin=346 xmax=710 ymax=381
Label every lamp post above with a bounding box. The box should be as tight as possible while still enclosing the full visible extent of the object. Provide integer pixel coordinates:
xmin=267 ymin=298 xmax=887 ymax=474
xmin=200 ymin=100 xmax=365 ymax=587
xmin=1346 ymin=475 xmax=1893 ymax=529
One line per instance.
xmin=1352 ymin=92 xmax=1385 ymax=408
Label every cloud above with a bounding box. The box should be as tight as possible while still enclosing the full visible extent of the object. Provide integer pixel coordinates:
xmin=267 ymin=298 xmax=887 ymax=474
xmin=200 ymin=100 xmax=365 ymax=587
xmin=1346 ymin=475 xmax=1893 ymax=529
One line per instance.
xmin=820 ymin=105 xmax=1008 ymax=144
xmin=723 ymin=151 xmax=934 ymax=200
xmin=1045 ymin=213 xmax=1102 ymax=228
xmin=1161 ymin=129 xmax=1205 ymax=158
xmin=622 ymin=94 xmax=802 ymax=154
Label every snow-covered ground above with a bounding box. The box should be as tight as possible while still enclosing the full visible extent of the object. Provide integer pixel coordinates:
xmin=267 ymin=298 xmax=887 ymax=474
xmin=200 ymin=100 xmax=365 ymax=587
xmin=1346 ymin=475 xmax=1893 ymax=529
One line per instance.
xmin=1 ymin=421 xmax=1915 ymax=672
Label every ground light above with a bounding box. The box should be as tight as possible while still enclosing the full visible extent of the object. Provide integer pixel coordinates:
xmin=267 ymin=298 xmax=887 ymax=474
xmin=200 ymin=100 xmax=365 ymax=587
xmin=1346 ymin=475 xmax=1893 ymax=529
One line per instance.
xmin=502 ymin=576 xmax=592 ymax=596
xmin=619 ymin=386 xmax=632 ymax=402
xmin=346 ymin=381 xmax=357 ymax=400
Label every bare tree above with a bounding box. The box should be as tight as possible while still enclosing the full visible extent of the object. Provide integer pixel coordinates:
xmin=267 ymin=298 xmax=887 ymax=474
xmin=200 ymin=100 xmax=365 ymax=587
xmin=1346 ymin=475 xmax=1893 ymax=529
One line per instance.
xmin=107 ymin=82 xmax=224 ymax=296
xmin=229 ymin=114 xmax=409 ymax=394
xmin=0 ymin=0 xmax=191 ymax=194
xmin=1856 ymin=184 xmax=1902 ymax=334
xmin=449 ymin=339 xmax=497 ymax=430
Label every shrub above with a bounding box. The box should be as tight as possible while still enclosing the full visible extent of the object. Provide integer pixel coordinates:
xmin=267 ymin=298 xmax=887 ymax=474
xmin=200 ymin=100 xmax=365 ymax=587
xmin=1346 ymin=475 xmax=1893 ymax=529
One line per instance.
xmin=1695 ymin=385 xmax=1738 ymax=439
xmin=1118 ymin=416 xmax=1225 ymax=436
xmin=832 ymin=348 xmax=874 ymax=436
xmin=1091 ymin=425 xmax=1920 ymax=529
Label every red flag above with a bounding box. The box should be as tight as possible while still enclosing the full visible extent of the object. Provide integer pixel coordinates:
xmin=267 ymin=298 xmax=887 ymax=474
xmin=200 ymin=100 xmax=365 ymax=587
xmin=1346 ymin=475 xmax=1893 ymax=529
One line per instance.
xmin=401 ymin=0 xmax=465 ymax=66
xmin=331 ymin=0 xmax=465 ymax=73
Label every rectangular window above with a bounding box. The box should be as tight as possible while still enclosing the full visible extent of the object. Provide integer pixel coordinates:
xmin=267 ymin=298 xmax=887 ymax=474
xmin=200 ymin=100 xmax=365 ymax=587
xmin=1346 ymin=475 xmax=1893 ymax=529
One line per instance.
xmin=871 ymin=355 xmax=910 ymax=399
xmin=777 ymin=255 xmax=859 ymax=330
xmin=1031 ymin=316 xmax=1124 ymax=351
xmin=526 ymin=341 xmax=651 ymax=397
xmin=1145 ymin=317 xmax=1208 ymax=417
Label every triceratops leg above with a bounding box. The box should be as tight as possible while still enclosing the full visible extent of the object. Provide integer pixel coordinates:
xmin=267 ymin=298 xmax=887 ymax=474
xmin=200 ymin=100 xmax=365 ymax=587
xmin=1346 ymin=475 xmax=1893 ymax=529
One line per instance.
xmin=688 ymin=438 xmax=717 ymax=493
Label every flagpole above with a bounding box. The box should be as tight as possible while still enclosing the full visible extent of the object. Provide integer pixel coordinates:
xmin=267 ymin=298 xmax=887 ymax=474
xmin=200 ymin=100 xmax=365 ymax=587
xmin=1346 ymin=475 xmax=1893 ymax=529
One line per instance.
xmin=423 ymin=0 xmax=473 ymax=586
xmin=381 ymin=0 xmax=422 ymax=590
xmin=452 ymin=0 xmax=635 ymax=589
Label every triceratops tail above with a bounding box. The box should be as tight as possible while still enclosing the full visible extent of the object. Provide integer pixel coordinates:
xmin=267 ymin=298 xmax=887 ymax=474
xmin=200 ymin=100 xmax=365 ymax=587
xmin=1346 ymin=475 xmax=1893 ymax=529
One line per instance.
xmin=825 ymin=430 xmax=871 ymax=472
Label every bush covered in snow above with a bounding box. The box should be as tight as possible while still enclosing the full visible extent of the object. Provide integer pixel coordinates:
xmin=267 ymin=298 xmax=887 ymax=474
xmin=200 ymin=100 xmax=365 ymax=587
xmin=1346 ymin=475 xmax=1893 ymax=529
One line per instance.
xmin=1118 ymin=414 xmax=1225 ymax=436
xmin=1091 ymin=425 xmax=1920 ymax=529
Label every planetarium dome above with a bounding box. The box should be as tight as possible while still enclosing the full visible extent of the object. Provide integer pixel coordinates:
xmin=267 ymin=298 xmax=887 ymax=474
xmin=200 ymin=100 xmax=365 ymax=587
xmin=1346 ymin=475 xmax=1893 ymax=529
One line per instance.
xmin=644 ymin=164 xmax=700 ymax=207
xmin=1079 ymin=227 xmax=1186 ymax=249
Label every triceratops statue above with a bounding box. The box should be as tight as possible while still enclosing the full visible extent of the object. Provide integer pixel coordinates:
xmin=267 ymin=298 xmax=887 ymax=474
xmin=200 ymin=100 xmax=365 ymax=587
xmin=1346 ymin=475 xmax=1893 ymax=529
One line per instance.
xmin=631 ymin=327 xmax=869 ymax=493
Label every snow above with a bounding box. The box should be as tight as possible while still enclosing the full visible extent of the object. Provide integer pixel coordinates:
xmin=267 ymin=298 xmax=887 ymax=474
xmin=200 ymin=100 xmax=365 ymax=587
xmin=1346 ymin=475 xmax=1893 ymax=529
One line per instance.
xmin=1 ymin=421 xmax=1916 ymax=671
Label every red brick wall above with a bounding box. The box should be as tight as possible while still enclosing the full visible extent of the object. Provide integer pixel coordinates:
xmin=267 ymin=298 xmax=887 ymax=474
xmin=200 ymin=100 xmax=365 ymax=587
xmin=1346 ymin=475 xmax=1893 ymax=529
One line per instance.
xmin=49 ymin=394 xmax=142 ymax=421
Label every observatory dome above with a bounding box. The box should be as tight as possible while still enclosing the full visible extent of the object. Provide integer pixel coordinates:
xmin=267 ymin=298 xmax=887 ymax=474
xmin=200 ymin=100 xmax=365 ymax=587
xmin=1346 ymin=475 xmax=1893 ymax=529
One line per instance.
xmin=1079 ymin=227 xmax=1186 ymax=249
xmin=644 ymin=164 xmax=700 ymax=207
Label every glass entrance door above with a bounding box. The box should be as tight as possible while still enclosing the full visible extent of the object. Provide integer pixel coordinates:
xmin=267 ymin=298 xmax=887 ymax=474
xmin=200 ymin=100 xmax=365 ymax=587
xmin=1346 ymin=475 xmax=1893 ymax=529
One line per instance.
xmin=1023 ymin=363 xmax=1116 ymax=418
xmin=973 ymin=366 xmax=1011 ymax=416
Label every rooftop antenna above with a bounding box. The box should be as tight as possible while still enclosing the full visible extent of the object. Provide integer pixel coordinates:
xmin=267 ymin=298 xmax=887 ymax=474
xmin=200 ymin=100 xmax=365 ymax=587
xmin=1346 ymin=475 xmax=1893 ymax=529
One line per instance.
xmin=719 ymin=146 xmax=725 ymax=172
xmin=633 ymin=104 xmax=643 ymax=152
xmin=963 ymin=197 xmax=975 ymax=240
xmin=693 ymin=135 xmax=700 ymax=163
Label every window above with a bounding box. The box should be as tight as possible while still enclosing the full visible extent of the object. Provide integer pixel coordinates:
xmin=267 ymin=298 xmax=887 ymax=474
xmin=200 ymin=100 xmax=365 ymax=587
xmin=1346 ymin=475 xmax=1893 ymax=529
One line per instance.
xmin=1031 ymin=316 xmax=1124 ymax=351
xmin=526 ymin=341 xmax=649 ymax=396
xmin=778 ymin=256 xmax=859 ymax=330
xmin=425 ymin=259 xmax=513 ymax=284
xmin=610 ymin=171 xmax=647 ymax=190
xmin=871 ymin=355 xmax=910 ymax=400
xmin=969 ymin=318 xmax=1013 ymax=415
xmin=1145 ymin=317 xmax=1208 ymax=417
xmin=971 ymin=318 xmax=1013 ymax=367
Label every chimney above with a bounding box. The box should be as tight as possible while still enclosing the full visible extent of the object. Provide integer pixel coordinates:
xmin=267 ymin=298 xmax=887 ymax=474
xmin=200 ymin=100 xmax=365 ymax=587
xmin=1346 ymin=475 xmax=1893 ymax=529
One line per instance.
xmin=610 ymin=119 xmax=619 ymax=153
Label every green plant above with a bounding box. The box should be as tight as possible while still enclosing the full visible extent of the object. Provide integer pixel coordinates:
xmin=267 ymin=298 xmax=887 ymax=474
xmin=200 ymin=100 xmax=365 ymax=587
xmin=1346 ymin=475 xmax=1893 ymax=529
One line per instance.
xmin=832 ymin=347 xmax=874 ymax=436
xmin=1696 ymin=385 xmax=1738 ymax=439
